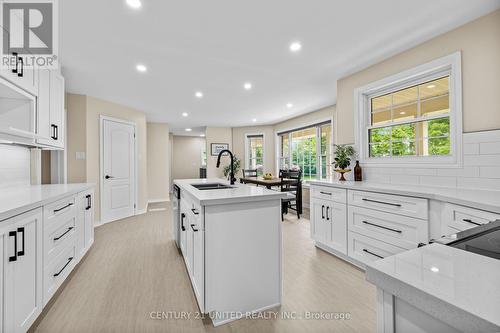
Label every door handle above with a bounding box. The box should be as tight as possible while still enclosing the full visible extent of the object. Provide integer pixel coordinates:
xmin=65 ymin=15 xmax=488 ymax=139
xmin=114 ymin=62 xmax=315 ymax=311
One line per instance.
xmin=181 ymin=213 xmax=186 ymax=231
xmin=11 ymin=52 xmax=18 ymax=74
xmin=321 ymin=205 xmax=325 ymax=219
xmin=85 ymin=194 xmax=92 ymax=210
xmin=191 ymin=224 xmax=199 ymax=232
xmin=105 ymin=175 xmax=114 ymax=179
xmin=17 ymin=227 xmax=25 ymax=256
xmin=51 ymin=124 xmax=57 ymax=140
xmin=326 ymin=207 xmax=330 ymax=221
xmin=17 ymin=57 xmax=23 ymax=77
xmin=8 ymin=231 xmax=17 ymax=262
xmin=54 ymin=124 xmax=58 ymax=140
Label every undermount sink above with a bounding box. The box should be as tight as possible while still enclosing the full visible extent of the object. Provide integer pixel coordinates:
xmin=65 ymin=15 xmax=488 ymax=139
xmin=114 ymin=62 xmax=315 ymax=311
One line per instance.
xmin=191 ymin=183 xmax=234 ymax=190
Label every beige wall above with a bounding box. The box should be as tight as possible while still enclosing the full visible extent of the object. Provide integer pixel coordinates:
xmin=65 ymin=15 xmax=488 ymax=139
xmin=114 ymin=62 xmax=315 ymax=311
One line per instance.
xmin=231 ymin=125 xmax=275 ymax=177
xmin=336 ymin=9 xmax=500 ymax=144
xmin=274 ymin=106 xmax=335 ymax=134
xmin=147 ymin=123 xmax=170 ymax=202
xmin=66 ymin=94 xmax=87 ymax=183
xmin=172 ymin=136 xmax=206 ymax=180
xmin=205 ymin=127 xmax=232 ymax=178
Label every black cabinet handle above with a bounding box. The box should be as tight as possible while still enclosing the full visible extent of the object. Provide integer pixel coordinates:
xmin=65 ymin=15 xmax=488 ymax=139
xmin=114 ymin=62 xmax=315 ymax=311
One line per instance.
xmin=191 ymin=224 xmax=199 ymax=232
xmin=8 ymin=231 xmax=17 ymax=262
xmin=321 ymin=205 xmax=325 ymax=219
xmin=53 ymin=227 xmax=73 ymax=241
xmin=362 ymin=220 xmax=402 ymax=234
xmin=462 ymin=218 xmax=481 ymax=226
xmin=17 ymin=57 xmax=23 ymax=77
xmin=17 ymin=227 xmax=25 ymax=256
xmin=51 ymin=124 xmax=57 ymax=140
xmin=362 ymin=198 xmax=401 ymax=207
xmin=53 ymin=202 xmax=73 ymax=213
xmin=85 ymin=194 xmax=92 ymax=210
xmin=105 ymin=175 xmax=114 ymax=179
xmin=326 ymin=206 xmax=330 ymax=221
xmin=53 ymin=257 xmax=73 ymax=277
xmin=11 ymin=52 xmax=18 ymax=74
xmin=363 ymin=248 xmax=384 ymax=259
xmin=54 ymin=125 xmax=58 ymax=140
xmin=320 ymin=191 xmax=332 ymax=196
xmin=181 ymin=213 xmax=186 ymax=231
xmin=191 ymin=208 xmax=199 ymax=215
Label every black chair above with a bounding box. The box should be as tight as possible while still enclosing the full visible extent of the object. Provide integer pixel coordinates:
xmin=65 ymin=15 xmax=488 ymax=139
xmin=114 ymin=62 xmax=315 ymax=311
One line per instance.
xmin=279 ymin=169 xmax=302 ymax=221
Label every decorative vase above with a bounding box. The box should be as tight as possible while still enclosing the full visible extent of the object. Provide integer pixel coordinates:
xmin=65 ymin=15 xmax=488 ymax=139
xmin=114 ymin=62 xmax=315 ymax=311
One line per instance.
xmin=354 ymin=160 xmax=362 ymax=181
xmin=335 ymin=169 xmax=351 ymax=181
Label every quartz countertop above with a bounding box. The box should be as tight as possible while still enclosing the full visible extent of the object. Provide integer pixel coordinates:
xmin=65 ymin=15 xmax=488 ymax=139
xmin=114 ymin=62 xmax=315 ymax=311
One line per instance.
xmin=0 ymin=183 xmax=95 ymax=222
xmin=307 ymin=179 xmax=500 ymax=214
xmin=174 ymin=178 xmax=287 ymax=206
xmin=366 ymin=243 xmax=500 ymax=332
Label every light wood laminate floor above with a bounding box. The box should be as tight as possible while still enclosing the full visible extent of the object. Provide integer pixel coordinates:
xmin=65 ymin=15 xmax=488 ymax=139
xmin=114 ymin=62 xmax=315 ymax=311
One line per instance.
xmin=32 ymin=203 xmax=376 ymax=333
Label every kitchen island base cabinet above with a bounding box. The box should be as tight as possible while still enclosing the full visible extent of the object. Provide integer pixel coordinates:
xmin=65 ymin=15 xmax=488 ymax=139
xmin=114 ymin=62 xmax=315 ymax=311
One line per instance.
xmin=2 ymin=208 xmax=43 ymax=333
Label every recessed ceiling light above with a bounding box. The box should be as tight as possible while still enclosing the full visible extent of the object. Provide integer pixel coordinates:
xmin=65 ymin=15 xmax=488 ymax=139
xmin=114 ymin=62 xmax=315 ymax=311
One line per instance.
xmin=430 ymin=267 xmax=439 ymax=273
xmin=399 ymin=111 xmax=406 ymax=115
xmin=252 ymin=118 xmax=257 ymax=122
xmin=182 ymin=112 xmax=188 ymax=117
xmin=244 ymin=82 xmax=252 ymax=90
xmin=200 ymin=134 xmax=205 ymax=137
xmin=286 ymin=103 xmax=294 ymax=108
xmin=126 ymin=0 xmax=142 ymax=9
xmin=195 ymin=91 xmax=203 ymax=98
xmin=427 ymin=84 xmax=436 ymax=89
xmin=289 ymin=41 xmax=302 ymax=52
xmin=185 ymin=128 xmax=192 ymax=132
xmin=136 ymin=64 xmax=147 ymax=72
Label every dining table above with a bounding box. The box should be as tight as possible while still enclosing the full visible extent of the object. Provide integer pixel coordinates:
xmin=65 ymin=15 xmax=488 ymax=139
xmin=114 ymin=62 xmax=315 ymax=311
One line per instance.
xmin=240 ymin=176 xmax=303 ymax=214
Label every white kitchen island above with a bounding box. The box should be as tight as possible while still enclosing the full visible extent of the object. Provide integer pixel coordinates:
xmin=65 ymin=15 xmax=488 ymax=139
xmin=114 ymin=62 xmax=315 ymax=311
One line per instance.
xmin=173 ymin=178 xmax=287 ymax=326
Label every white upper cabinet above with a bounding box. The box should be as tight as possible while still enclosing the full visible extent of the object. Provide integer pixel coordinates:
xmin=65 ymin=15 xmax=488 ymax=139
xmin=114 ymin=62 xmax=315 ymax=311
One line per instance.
xmin=36 ymin=69 xmax=65 ymax=149
xmin=0 ymin=55 xmax=38 ymax=97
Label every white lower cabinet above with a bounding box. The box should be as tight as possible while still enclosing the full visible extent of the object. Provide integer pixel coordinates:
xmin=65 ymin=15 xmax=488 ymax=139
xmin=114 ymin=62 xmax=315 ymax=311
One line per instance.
xmin=311 ymin=198 xmax=347 ymax=254
xmin=441 ymin=203 xmax=500 ymax=235
xmin=0 ymin=187 xmax=94 ymax=333
xmin=2 ymin=208 xmax=43 ymax=333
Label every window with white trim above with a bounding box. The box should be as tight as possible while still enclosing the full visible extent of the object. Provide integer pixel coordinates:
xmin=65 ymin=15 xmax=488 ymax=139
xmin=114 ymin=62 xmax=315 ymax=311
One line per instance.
xmin=355 ymin=52 xmax=462 ymax=167
xmin=245 ymin=134 xmax=264 ymax=175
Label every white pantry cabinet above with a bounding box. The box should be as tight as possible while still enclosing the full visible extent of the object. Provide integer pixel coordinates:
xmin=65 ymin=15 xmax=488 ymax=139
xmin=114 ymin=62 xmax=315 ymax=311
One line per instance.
xmin=1 ymin=208 xmax=43 ymax=333
xmin=37 ymin=69 xmax=65 ymax=149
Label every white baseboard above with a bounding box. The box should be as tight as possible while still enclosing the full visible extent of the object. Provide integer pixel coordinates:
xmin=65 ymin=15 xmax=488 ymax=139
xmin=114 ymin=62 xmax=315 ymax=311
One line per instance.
xmin=148 ymin=198 xmax=170 ymax=204
xmin=136 ymin=207 xmax=148 ymax=215
xmin=94 ymin=220 xmax=102 ymax=228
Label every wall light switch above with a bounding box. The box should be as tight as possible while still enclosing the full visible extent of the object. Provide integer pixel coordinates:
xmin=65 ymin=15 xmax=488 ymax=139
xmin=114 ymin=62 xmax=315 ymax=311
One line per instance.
xmin=76 ymin=152 xmax=86 ymax=160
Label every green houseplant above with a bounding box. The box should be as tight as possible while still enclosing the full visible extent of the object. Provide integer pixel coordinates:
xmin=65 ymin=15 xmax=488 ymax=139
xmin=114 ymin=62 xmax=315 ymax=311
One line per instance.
xmin=223 ymin=155 xmax=241 ymax=180
xmin=332 ymin=144 xmax=356 ymax=181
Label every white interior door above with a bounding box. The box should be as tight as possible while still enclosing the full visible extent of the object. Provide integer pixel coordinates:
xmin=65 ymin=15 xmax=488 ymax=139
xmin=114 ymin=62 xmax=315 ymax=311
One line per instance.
xmin=101 ymin=118 xmax=136 ymax=223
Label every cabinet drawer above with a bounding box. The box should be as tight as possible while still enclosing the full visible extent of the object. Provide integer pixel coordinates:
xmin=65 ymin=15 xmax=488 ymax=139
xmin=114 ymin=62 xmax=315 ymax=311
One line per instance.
xmin=43 ymin=244 xmax=77 ymax=305
xmin=348 ymin=206 xmax=428 ymax=250
xmin=442 ymin=203 xmax=500 ymax=233
xmin=348 ymin=231 xmax=406 ymax=266
xmin=44 ymin=216 xmax=77 ymax=263
xmin=43 ymin=195 xmax=77 ymax=222
xmin=311 ymin=185 xmax=347 ymax=204
xmin=348 ymin=190 xmax=428 ymax=220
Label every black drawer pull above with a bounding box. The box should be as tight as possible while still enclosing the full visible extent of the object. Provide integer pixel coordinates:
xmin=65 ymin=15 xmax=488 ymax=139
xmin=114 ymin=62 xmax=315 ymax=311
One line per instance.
xmin=17 ymin=57 xmax=23 ymax=77
xmin=17 ymin=227 xmax=25 ymax=256
xmin=8 ymin=231 xmax=17 ymax=262
xmin=190 ymin=224 xmax=199 ymax=232
xmin=191 ymin=208 xmax=199 ymax=215
xmin=320 ymin=191 xmax=332 ymax=196
xmin=321 ymin=205 xmax=325 ymax=219
xmin=362 ymin=220 xmax=402 ymax=234
xmin=462 ymin=218 xmax=481 ymax=226
xmin=12 ymin=52 xmax=18 ymax=74
xmin=53 ymin=227 xmax=74 ymax=241
xmin=362 ymin=198 xmax=401 ymax=207
xmin=53 ymin=202 xmax=73 ymax=213
xmin=51 ymin=124 xmax=57 ymax=140
xmin=181 ymin=213 xmax=186 ymax=231
xmin=85 ymin=194 xmax=92 ymax=210
xmin=326 ymin=206 xmax=330 ymax=221
xmin=363 ymin=248 xmax=384 ymax=259
xmin=53 ymin=257 xmax=74 ymax=277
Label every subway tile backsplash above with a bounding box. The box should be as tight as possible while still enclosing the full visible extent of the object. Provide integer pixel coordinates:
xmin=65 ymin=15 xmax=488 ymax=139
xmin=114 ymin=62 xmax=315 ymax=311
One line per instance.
xmin=0 ymin=144 xmax=31 ymax=188
xmin=361 ymin=130 xmax=500 ymax=190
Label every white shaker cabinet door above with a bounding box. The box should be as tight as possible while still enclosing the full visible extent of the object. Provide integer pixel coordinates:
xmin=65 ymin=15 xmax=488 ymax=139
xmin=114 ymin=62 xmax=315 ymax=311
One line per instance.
xmin=325 ymin=202 xmax=347 ymax=255
xmin=310 ymin=198 xmax=327 ymax=243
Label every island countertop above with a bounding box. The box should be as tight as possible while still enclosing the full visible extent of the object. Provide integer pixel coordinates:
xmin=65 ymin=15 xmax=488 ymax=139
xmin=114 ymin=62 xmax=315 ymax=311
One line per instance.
xmin=366 ymin=243 xmax=500 ymax=332
xmin=307 ymin=179 xmax=500 ymax=214
xmin=174 ymin=178 xmax=287 ymax=206
xmin=0 ymin=183 xmax=95 ymax=222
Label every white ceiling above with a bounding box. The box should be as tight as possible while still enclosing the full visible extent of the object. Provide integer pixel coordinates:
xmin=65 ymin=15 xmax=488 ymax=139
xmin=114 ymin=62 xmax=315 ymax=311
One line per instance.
xmin=60 ymin=0 xmax=500 ymax=135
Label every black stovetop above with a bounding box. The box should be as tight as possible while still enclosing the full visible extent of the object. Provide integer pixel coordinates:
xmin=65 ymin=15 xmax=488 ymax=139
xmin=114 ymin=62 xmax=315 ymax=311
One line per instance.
xmin=447 ymin=220 xmax=500 ymax=260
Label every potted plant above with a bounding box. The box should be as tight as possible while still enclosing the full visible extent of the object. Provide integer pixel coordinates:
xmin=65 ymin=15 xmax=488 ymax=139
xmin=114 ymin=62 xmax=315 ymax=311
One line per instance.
xmin=223 ymin=155 xmax=241 ymax=180
xmin=332 ymin=144 xmax=356 ymax=181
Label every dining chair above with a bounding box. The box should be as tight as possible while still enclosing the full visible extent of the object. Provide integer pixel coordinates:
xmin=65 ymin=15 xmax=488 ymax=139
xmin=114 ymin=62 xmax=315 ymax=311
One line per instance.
xmin=279 ymin=169 xmax=302 ymax=221
xmin=242 ymin=169 xmax=258 ymax=178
